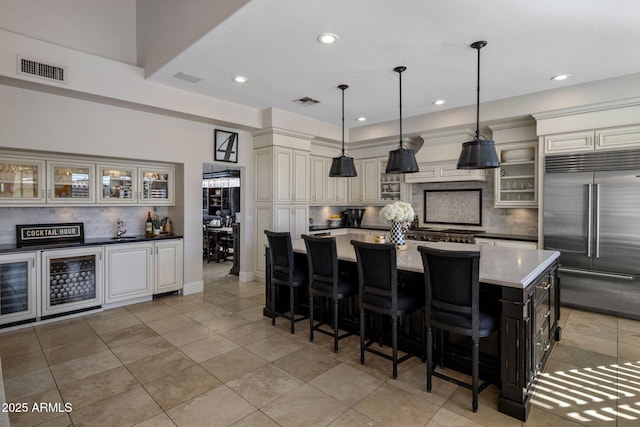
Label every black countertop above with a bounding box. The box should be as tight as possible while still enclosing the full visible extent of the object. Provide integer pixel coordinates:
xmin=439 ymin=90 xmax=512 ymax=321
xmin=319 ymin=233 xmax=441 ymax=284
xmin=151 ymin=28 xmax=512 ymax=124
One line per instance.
xmin=0 ymin=234 xmax=183 ymax=255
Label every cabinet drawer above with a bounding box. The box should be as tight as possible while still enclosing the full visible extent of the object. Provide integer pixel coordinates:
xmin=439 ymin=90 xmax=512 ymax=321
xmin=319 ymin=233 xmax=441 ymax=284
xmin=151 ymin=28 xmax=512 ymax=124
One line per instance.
xmin=535 ymin=320 xmax=551 ymax=373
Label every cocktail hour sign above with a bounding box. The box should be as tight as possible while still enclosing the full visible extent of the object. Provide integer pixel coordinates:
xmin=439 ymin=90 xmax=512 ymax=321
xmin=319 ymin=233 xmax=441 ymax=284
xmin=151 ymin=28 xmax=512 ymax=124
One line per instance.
xmin=16 ymin=223 xmax=84 ymax=247
xmin=215 ymin=129 xmax=239 ymax=163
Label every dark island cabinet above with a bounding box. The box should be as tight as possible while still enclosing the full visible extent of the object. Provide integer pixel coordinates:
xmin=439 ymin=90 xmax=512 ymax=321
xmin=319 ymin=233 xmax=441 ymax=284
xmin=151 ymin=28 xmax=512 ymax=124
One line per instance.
xmin=498 ymin=260 xmax=560 ymax=421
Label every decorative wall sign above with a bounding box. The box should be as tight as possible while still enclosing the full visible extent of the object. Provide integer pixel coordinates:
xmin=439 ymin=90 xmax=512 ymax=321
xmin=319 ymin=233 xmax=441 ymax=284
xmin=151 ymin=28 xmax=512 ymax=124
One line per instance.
xmin=16 ymin=223 xmax=84 ymax=247
xmin=215 ymin=129 xmax=238 ymax=163
xmin=424 ymin=189 xmax=482 ymax=225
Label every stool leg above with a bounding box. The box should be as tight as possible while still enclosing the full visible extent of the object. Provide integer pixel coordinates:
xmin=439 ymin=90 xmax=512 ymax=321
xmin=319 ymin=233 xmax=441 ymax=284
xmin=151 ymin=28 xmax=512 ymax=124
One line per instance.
xmin=309 ymin=293 xmax=314 ymax=342
xmin=426 ymin=326 xmax=433 ymax=392
xmin=360 ymin=309 xmax=365 ymax=365
xmin=392 ymin=316 xmax=398 ymax=379
xmin=472 ymin=338 xmax=479 ymax=412
xmin=290 ymin=286 xmax=295 ymax=334
xmin=271 ymin=283 xmax=277 ymax=326
xmin=333 ymin=299 xmax=339 ymax=352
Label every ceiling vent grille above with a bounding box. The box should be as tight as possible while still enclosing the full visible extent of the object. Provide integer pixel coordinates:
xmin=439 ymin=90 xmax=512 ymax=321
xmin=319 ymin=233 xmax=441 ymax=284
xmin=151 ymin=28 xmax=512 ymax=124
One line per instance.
xmin=293 ymin=97 xmax=320 ymax=106
xmin=18 ymin=56 xmax=66 ymax=83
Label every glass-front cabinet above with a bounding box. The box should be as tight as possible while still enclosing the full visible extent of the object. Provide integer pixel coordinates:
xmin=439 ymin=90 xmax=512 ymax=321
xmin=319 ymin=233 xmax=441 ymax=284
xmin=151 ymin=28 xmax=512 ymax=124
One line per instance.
xmin=494 ymin=142 xmax=538 ymax=207
xmin=379 ymin=159 xmax=406 ymax=203
xmin=98 ymin=164 xmax=137 ymax=204
xmin=140 ymin=166 xmax=174 ymax=205
xmin=47 ymin=161 xmax=95 ymax=204
xmin=0 ymin=252 xmax=38 ymax=326
xmin=0 ymin=157 xmax=46 ymax=204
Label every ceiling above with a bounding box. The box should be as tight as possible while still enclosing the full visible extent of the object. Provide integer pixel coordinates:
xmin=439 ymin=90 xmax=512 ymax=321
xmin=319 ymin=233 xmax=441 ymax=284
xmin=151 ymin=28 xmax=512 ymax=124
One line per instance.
xmin=146 ymin=0 xmax=640 ymax=129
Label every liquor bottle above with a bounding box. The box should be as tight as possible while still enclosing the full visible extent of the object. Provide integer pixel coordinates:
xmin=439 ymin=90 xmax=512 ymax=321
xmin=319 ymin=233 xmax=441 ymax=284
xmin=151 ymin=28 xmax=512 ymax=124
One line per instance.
xmin=145 ymin=211 xmax=153 ymax=235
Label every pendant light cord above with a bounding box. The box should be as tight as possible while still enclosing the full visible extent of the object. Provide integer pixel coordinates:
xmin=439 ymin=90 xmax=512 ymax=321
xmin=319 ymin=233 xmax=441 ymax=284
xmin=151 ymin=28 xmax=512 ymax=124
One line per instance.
xmin=341 ymin=86 xmax=346 ymax=154
xmin=475 ymin=44 xmax=481 ymax=140
xmin=394 ymin=66 xmax=406 ymax=149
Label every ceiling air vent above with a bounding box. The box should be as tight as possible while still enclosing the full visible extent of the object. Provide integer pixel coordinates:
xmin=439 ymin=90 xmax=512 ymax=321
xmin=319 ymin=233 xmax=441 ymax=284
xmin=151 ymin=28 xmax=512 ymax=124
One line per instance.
xmin=18 ymin=56 xmax=66 ymax=83
xmin=293 ymin=97 xmax=320 ymax=106
xmin=173 ymin=72 xmax=202 ymax=83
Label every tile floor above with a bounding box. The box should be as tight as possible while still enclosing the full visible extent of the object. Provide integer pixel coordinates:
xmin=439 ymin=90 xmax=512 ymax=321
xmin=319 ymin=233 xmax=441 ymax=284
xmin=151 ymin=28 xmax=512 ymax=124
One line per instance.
xmin=1 ymin=260 xmax=640 ymax=426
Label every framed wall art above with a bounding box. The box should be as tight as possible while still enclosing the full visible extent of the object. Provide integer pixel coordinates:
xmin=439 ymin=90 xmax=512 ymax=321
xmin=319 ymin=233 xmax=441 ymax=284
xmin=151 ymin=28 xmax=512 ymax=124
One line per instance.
xmin=214 ymin=129 xmax=238 ymax=163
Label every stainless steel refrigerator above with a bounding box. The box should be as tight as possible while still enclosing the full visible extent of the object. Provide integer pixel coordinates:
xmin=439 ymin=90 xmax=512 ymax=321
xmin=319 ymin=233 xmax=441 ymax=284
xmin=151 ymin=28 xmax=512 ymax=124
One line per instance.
xmin=544 ymin=149 xmax=640 ymax=320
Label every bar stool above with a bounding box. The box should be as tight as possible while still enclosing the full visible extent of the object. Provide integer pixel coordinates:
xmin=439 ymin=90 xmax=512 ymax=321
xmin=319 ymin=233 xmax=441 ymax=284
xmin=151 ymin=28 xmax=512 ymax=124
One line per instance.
xmin=351 ymin=240 xmax=424 ymax=379
xmin=417 ymin=246 xmax=498 ymax=412
xmin=302 ymin=234 xmax=357 ymax=352
xmin=264 ymin=230 xmax=308 ymax=334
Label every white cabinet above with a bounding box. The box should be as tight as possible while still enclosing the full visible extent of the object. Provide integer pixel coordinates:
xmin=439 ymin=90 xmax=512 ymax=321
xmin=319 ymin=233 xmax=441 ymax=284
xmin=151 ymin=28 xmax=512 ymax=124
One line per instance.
xmin=474 ymin=237 xmax=537 ymax=249
xmin=97 ymin=164 xmax=138 ymax=204
xmin=275 ymin=205 xmax=308 ymax=239
xmin=0 ymin=156 xmax=46 ymax=204
xmin=310 ymin=155 xmax=349 ymax=205
xmin=404 ymin=161 xmax=486 ymax=183
xmin=104 ymin=242 xmax=153 ymax=303
xmin=275 ymin=147 xmax=309 ymax=204
xmin=154 ymin=239 xmax=183 ymax=294
xmin=47 ymin=160 xmax=95 ymax=204
xmin=349 ymin=158 xmax=378 ymax=203
xmin=494 ymin=142 xmax=538 ymax=208
xmin=139 ymin=166 xmax=175 ymax=206
xmin=0 ymin=251 xmax=38 ymax=326
xmin=543 ymin=125 xmax=640 ymax=154
xmin=379 ymin=159 xmax=410 ymax=204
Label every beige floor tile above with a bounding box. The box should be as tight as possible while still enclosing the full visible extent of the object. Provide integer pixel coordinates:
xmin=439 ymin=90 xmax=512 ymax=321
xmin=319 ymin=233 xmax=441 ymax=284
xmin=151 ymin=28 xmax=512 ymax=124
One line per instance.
xmin=262 ymin=383 xmax=349 ymax=426
xmin=161 ymin=323 xmax=219 ymax=346
xmin=87 ymin=311 xmax=143 ymax=336
xmin=3 ymin=366 xmax=57 ymax=401
xmin=146 ymin=313 xmax=201 ymax=334
xmin=0 ymin=327 xmax=41 ymax=358
xmin=525 ymin=405 xmax=588 ymax=426
xmin=564 ymin=310 xmax=618 ymax=342
xmin=219 ymin=319 xmax=276 ymax=346
xmin=214 ymin=298 xmax=261 ymax=314
xmin=550 ymin=341 xmax=618 ymax=370
xmin=393 ymin=360 xmax=460 ymax=406
xmin=35 ymin=318 xmax=98 ymax=349
xmin=309 ymin=363 xmax=384 ymax=406
xmin=68 ymin=385 xmax=162 ymax=426
xmin=354 ymin=381 xmax=440 ymax=427
xmin=7 ymin=388 xmax=67 ymax=427
xmin=200 ymin=347 xmax=269 ymax=383
xmin=227 ymin=364 xmax=304 ymax=408
xmin=273 ymin=345 xmax=341 ymax=382
xmin=443 ymin=385 xmax=520 ymax=427
xmin=34 ymin=413 xmax=74 ymax=427
xmin=49 ymin=349 xmax=122 ymax=386
xmin=127 ymin=302 xmax=182 ymax=323
xmin=166 ymin=385 xmax=256 ymax=427
xmin=110 ymin=334 xmax=175 ymax=364
xmin=178 ymin=333 xmax=239 ymax=363
xmin=0 ymin=349 xmax=48 ymax=379
xmin=327 ymin=409 xmax=384 ymax=427
xmin=143 ymin=364 xmax=222 ymax=410
xmin=99 ymin=323 xmax=159 ymax=348
xmin=125 ymin=348 xmax=195 ymax=384
xmin=203 ymin=313 xmax=255 ymax=333
xmin=43 ymin=334 xmax=108 ymax=365
xmin=618 ymin=316 xmax=640 ymax=333
xmin=560 ymin=328 xmax=618 ymax=358
xmin=231 ymin=410 xmax=279 ymax=426
xmin=185 ymin=305 xmax=233 ymax=324
xmin=425 ymin=407 xmax=483 ymax=426
xmin=245 ymin=333 xmax=306 ymax=362
xmin=237 ymin=305 xmax=271 ymax=322
xmin=58 ymin=365 xmax=139 ymax=409
xmin=133 ymin=412 xmax=177 ymax=427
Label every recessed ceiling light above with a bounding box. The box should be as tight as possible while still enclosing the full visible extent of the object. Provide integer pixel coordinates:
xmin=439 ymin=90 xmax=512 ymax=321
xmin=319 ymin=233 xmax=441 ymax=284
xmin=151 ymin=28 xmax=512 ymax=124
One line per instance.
xmin=233 ymin=76 xmax=248 ymax=83
xmin=317 ymin=33 xmax=339 ymax=44
xmin=357 ymin=117 xmax=367 ymax=122
xmin=433 ymin=99 xmax=447 ymax=105
xmin=551 ymin=74 xmax=571 ymax=81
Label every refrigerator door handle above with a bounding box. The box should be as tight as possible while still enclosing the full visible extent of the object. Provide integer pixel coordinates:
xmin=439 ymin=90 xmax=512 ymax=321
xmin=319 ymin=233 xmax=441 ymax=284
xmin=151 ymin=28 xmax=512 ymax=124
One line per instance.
xmin=594 ymin=183 xmax=600 ymax=258
xmin=587 ymin=184 xmax=593 ymax=258
xmin=559 ymin=267 xmax=634 ymax=280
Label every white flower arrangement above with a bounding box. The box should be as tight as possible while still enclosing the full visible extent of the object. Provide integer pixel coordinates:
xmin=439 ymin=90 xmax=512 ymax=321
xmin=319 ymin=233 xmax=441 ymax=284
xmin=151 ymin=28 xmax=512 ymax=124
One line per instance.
xmin=380 ymin=201 xmax=414 ymax=223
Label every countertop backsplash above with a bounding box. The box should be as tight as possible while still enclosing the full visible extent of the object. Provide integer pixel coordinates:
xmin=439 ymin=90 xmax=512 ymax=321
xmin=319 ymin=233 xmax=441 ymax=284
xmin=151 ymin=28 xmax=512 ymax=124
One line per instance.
xmin=0 ymin=206 xmax=170 ymax=244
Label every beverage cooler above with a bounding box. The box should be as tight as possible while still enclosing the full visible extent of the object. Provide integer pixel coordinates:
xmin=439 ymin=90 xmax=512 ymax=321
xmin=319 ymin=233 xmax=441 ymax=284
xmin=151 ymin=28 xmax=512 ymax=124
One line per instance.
xmin=41 ymin=247 xmax=103 ymax=318
xmin=0 ymin=252 xmax=38 ymax=326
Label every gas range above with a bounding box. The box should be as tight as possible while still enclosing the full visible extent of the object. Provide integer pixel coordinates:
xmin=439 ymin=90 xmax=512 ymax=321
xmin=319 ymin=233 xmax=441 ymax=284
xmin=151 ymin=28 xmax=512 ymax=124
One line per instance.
xmin=404 ymin=228 xmax=483 ymax=244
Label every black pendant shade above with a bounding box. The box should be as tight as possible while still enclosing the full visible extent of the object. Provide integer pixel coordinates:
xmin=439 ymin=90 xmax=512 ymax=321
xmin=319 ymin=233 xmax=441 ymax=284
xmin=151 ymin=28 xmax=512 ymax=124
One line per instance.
xmin=386 ymin=66 xmax=419 ymax=174
xmin=329 ymin=84 xmax=357 ymax=177
xmin=456 ymin=41 xmax=500 ymax=170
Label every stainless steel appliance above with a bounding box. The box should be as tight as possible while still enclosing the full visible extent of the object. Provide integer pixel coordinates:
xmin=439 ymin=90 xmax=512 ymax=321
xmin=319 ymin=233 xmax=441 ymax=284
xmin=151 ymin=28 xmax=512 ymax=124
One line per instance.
xmin=405 ymin=228 xmax=480 ymax=243
xmin=544 ymin=149 xmax=640 ymax=319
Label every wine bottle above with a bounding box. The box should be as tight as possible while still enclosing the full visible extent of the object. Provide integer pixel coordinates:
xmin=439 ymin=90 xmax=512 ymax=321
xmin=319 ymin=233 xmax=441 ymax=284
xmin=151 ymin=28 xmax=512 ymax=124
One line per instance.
xmin=145 ymin=211 xmax=153 ymax=235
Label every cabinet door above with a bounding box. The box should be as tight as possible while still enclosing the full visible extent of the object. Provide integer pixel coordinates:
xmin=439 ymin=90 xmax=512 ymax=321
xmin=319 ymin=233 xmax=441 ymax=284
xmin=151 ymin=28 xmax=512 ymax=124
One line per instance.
xmin=274 ymin=148 xmax=293 ymax=203
xmin=292 ymin=150 xmax=309 ymax=203
xmin=0 ymin=252 xmax=37 ymax=325
xmin=310 ymin=156 xmax=326 ymax=203
xmin=544 ymin=131 xmax=594 ymax=154
xmin=274 ymin=205 xmax=308 ymax=238
xmin=0 ymin=156 xmax=46 ymax=204
xmin=596 ymin=125 xmax=640 ymax=151
xmin=494 ymin=143 xmax=537 ymax=208
xmin=139 ymin=166 xmax=174 ymax=205
xmin=104 ymin=243 xmax=153 ymax=303
xmin=349 ymin=159 xmax=364 ymax=202
xmin=97 ymin=164 xmax=137 ymax=204
xmin=47 ymin=160 xmax=95 ymax=204
xmin=362 ymin=158 xmax=379 ymax=202
xmin=155 ymin=240 xmax=183 ymax=294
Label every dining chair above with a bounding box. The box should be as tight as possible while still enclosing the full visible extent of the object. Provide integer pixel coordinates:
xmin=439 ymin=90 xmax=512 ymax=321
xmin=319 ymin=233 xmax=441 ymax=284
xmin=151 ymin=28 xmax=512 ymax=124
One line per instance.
xmin=417 ymin=246 xmax=498 ymax=412
xmin=302 ymin=234 xmax=357 ymax=352
xmin=264 ymin=230 xmax=308 ymax=334
xmin=351 ymin=239 xmax=424 ymax=379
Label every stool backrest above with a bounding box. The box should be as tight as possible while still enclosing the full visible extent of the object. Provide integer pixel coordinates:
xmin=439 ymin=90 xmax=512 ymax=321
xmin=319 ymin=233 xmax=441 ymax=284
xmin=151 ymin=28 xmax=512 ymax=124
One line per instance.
xmin=302 ymin=234 xmax=338 ymax=296
xmin=264 ymin=230 xmax=294 ymax=281
xmin=351 ymin=240 xmax=398 ymax=314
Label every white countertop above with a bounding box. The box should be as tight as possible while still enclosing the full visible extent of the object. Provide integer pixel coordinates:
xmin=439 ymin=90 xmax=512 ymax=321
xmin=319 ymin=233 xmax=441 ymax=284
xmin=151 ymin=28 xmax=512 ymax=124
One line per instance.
xmin=292 ymin=233 xmax=560 ymax=289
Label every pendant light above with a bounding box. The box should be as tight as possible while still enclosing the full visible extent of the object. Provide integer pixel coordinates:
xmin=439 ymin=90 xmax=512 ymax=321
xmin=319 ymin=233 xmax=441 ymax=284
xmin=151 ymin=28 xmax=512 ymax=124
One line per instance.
xmin=385 ymin=66 xmax=419 ymax=174
xmin=456 ymin=41 xmax=500 ymax=169
xmin=329 ymin=84 xmax=357 ymax=177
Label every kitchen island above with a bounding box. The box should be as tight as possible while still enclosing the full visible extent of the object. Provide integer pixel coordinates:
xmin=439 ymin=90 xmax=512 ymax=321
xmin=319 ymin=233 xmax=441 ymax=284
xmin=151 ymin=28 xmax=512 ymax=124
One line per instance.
xmin=264 ymin=233 xmax=561 ymax=421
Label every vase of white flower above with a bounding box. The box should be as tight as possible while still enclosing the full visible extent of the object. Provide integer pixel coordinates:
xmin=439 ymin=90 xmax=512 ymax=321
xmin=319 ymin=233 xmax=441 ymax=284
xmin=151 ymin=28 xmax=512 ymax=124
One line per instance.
xmin=380 ymin=201 xmax=414 ymax=248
